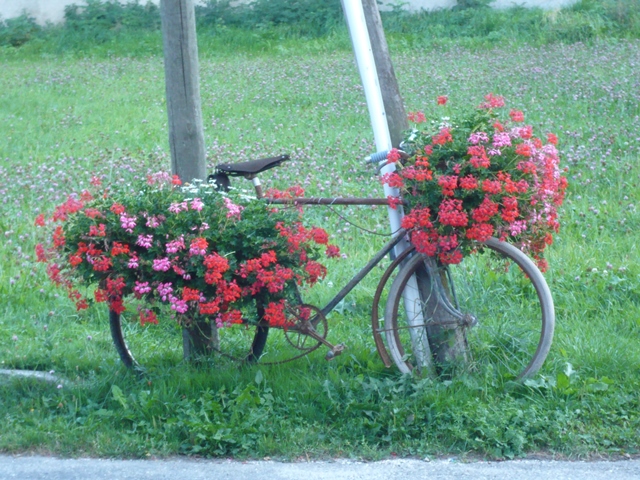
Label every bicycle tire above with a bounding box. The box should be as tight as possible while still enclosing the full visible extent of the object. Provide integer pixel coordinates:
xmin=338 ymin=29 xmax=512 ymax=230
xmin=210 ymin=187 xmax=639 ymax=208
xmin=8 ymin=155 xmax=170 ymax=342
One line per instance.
xmin=371 ymin=245 xmax=416 ymax=368
xmin=384 ymin=237 xmax=555 ymax=380
xmin=109 ymin=309 xmax=269 ymax=370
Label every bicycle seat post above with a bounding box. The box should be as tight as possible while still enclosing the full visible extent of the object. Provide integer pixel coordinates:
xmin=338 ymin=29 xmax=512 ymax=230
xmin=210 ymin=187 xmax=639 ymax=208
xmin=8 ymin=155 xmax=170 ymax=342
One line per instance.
xmin=245 ymin=174 xmax=263 ymax=199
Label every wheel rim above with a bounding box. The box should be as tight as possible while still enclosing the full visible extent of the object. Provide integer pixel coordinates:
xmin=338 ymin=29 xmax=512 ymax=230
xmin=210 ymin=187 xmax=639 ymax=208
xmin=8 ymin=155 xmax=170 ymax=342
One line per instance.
xmin=109 ymin=308 xmax=184 ymax=370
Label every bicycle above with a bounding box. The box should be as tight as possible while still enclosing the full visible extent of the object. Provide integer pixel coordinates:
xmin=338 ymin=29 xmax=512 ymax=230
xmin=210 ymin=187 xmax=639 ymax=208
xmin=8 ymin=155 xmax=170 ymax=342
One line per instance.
xmin=109 ymin=154 xmax=555 ymax=380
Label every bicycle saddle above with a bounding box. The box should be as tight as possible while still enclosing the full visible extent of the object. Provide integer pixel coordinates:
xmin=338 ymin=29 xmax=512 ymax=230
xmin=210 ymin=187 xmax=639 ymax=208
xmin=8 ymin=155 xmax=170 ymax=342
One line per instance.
xmin=216 ymin=154 xmax=290 ymax=177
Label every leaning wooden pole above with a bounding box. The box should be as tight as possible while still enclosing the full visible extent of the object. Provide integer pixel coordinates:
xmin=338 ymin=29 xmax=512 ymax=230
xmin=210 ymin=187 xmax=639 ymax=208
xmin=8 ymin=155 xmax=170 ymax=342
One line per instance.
xmin=160 ymin=0 xmax=214 ymax=360
xmin=160 ymin=0 xmax=207 ymax=183
xmin=360 ymin=0 xmax=408 ymax=147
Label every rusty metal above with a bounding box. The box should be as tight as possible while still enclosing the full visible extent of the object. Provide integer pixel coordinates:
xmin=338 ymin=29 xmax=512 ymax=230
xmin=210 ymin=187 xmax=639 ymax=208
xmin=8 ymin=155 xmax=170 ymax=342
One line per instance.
xmin=211 ymin=305 xmax=330 ymax=366
xmin=268 ymin=197 xmax=393 ymax=206
xmin=256 ymin=304 xmax=333 ymax=366
xmin=370 ymin=245 xmax=415 ymax=368
xmin=320 ymin=230 xmax=407 ymax=318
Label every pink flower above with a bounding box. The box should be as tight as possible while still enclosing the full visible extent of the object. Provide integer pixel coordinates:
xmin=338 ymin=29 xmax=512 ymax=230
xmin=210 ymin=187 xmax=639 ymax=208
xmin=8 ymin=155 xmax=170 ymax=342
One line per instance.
xmin=468 ymin=132 xmax=489 ymax=145
xmin=147 ymin=171 xmax=172 ymax=185
xmin=127 ymin=254 xmax=139 ymax=269
xmin=136 ymin=234 xmax=153 ymax=249
xmin=168 ymin=201 xmax=188 ymax=214
xmin=170 ymin=298 xmax=188 ymax=314
xmin=509 ymin=220 xmax=528 ymax=236
xmin=190 ymin=198 xmax=204 ymax=211
xmin=156 ymin=282 xmax=173 ymax=301
xmin=120 ymin=214 xmax=137 ymax=233
xmin=153 ymin=257 xmax=171 ymax=272
xmin=165 ymin=235 xmax=185 ymax=254
xmin=492 ymin=132 xmax=512 ymax=148
xmin=145 ymin=215 xmax=162 ymax=228
xmin=223 ymin=197 xmax=244 ymax=219
xmin=133 ymin=281 xmax=152 ymax=298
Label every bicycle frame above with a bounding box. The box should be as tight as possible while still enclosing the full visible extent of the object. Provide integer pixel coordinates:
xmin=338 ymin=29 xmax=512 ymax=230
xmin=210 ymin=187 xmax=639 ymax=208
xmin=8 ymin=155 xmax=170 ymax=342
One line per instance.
xmin=269 ymin=196 xmax=474 ymax=370
xmin=221 ymin=160 xmax=449 ymax=368
xmin=222 ymin=157 xmax=438 ymax=367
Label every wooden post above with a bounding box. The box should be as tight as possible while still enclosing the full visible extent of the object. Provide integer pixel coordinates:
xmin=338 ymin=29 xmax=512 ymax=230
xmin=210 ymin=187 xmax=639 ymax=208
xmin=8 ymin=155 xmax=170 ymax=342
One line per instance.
xmin=160 ymin=0 xmax=207 ymax=183
xmin=160 ymin=0 xmax=213 ymax=359
xmin=359 ymin=0 xmax=408 ymax=147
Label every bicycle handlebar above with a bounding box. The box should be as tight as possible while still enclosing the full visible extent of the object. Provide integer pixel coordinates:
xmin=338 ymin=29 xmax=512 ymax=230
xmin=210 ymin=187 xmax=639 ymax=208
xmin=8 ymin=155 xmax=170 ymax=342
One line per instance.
xmin=365 ymin=150 xmax=391 ymax=164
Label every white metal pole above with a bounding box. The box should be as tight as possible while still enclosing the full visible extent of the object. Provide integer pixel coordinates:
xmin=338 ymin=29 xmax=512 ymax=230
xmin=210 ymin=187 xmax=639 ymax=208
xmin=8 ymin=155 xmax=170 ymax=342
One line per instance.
xmin=342 ymin=0 xmax=408 ymax=253
xmin=343 ymin=0 xmax=435 ymax=376
xmin=342 ymin=1 xmax=391 ymax=152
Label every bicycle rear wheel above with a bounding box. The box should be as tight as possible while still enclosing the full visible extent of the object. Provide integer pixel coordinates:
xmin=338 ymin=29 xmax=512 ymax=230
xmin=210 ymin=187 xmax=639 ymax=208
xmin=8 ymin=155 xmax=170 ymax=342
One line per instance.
xmin=385 ymin=238 xmax=555 ymax=380
xmin=109 ymin=309 xmax=269 ymax=370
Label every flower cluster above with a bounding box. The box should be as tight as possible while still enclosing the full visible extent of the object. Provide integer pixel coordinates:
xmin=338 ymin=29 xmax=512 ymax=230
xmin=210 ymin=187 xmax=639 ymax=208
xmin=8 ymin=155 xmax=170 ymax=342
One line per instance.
xmin=35 ymin=174 xmax=339 ymax=328
xmin=394 ymin=95 xmax=567 ymax=271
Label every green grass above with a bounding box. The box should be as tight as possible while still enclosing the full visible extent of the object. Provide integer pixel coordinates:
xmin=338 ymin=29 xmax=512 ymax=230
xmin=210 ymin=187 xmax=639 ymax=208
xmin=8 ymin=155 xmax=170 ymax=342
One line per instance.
xmin=1 ymin=27 xmax=640 ymax=459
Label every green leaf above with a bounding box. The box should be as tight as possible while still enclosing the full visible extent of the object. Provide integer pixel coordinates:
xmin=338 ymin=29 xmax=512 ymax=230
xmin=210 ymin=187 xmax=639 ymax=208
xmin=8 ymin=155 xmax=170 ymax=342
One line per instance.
xmin=111 ymin=385 xmax=128 ymax=409
xmin=556 ymin=372 xmax=571 ymax=390
xmin=587 ymin=382 xmax=609 ymax=392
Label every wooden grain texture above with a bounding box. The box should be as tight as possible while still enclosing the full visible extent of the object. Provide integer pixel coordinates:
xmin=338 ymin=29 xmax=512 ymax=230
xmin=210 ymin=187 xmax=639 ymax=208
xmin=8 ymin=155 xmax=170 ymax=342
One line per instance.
xmin=160 ymin=0 xmax=206 ymax=183
xmin=359 ymin=0 xmax=409 ymax=147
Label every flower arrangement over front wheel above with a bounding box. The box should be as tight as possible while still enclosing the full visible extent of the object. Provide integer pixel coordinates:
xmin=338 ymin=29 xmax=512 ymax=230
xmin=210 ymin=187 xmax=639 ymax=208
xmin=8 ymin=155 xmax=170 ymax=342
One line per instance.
xmin=385 ymin=94 xmax=567 ymax=271
xmin=35 ymin=173 xmax=339 ymax=327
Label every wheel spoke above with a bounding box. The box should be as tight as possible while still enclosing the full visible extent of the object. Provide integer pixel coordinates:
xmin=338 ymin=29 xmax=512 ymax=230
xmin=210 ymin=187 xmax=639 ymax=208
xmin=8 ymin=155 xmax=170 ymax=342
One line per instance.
xmin=384 ymin=238 xmax=554 ymax=380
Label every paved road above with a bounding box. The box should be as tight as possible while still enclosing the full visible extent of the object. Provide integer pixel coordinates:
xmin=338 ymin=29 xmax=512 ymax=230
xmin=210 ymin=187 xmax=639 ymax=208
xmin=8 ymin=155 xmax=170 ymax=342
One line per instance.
xmin=1 ymin=455 xmax=640 ymax=480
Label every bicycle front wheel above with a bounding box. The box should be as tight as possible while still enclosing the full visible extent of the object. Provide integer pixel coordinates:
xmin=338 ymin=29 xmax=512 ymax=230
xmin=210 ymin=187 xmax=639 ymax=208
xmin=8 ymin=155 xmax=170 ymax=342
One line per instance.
xmin=109 ymin=309 xmax=269 ymax=371
xmin=385 ymin=237 xmax=555 ymax=381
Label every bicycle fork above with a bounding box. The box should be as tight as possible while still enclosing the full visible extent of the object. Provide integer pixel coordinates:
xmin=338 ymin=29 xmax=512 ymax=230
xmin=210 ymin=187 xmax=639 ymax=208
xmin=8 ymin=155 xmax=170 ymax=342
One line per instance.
xmin=409 ymin=255 xmax=477 ymax=371
xmin=374 ymin=251 xmax=477 ymax=372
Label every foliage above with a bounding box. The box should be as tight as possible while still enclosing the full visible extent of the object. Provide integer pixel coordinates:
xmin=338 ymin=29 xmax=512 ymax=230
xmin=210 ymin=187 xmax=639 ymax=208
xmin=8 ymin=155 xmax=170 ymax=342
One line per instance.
xmin=63 ymin=0 xmax=161 ymax=34
xmin=381 ymin=0 xmax=640 ymax=46
xmin=196 ymin=0 xmax=344 ymax=37
xmin=392 ymin=96 xmax=567 ymax=270
xmin=1 ymin=0 xmax=639 ymax=53
xmin=453 ymin=0 xmax=495 ymax=11
xmin=0 ymin=14 xmax=41 ymax=47
xmin=35 ymin=175 xmax=338 ymax=328
xmin=54 ymin=0 xmax=160 ymax=47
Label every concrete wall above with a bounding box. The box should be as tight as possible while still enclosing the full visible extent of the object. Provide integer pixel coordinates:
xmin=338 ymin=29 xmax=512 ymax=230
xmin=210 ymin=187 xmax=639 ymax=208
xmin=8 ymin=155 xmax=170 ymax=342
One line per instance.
xmin=1 ymin=0 xmax=579 ymax=25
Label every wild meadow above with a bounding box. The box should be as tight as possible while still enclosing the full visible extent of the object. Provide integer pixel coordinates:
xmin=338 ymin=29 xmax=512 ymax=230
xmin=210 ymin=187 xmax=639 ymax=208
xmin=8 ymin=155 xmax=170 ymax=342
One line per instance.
xmin=1 ymin=1 xmax=640 ymax=460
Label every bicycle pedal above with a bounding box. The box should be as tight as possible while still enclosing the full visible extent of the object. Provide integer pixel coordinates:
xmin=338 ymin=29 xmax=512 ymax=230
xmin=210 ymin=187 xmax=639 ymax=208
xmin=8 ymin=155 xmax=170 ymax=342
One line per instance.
xmin=325 ymin=343 xmax=346 ymax=361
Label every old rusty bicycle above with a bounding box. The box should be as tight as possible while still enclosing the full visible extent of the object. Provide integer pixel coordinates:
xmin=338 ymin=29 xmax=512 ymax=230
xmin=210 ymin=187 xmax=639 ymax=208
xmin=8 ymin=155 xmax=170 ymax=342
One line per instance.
xmin=110 ymin=154 xmax=554 ymax=379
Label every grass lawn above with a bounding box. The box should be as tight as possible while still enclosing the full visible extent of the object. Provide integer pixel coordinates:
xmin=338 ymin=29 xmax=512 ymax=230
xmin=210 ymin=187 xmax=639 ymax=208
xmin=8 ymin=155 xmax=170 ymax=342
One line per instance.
xmin=0 ymin=36 xmax=639 ymax=459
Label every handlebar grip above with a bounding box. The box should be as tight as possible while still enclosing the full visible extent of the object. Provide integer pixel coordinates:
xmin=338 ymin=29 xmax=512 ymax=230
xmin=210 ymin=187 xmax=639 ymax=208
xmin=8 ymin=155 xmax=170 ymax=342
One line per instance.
xmin=365 ymin=150 xmax=390 ymax=164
